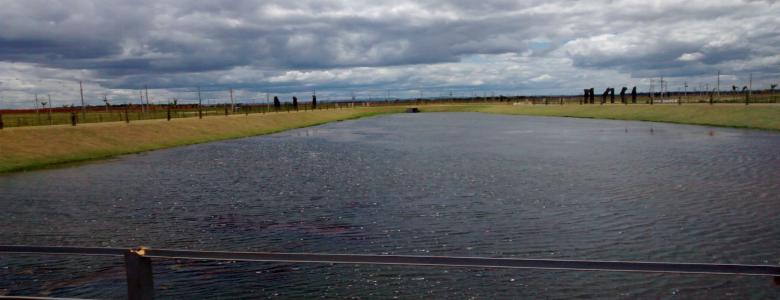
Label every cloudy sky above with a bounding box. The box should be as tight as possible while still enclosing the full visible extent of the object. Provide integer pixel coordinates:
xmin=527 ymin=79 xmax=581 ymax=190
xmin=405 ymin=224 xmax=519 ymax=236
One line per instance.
xmin=0 ymin=0 xmax=778 ymax=107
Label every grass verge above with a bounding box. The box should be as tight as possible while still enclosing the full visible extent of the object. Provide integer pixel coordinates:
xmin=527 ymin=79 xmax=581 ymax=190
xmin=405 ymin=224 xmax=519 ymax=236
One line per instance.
xmin=0 ymin=107 xmax=403 ymax=173
xmin=2 ymin=103 xmax=778 ymax=174
xmin=420 ymin=103 xmax=780 ymax=131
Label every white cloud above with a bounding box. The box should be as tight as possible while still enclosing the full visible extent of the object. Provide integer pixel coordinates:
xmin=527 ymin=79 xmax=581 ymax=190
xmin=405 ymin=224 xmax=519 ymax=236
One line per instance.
xmin=530 ymin=74 xmax=553 ymax=82
xmin=677 ymin=52 xmax=705 ymax=61
xmin=0 ymin=0 xmax=778 ymax=108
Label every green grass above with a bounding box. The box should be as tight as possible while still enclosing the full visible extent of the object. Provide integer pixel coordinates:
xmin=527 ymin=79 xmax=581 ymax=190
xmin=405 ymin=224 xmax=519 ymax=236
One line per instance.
xmin=0 ymin=107 xmax=403 ymax=173
xmin=2 ymin=103 xmax=779 ymax=174
xmin=420 ymin=103 xmax=780 ymax=131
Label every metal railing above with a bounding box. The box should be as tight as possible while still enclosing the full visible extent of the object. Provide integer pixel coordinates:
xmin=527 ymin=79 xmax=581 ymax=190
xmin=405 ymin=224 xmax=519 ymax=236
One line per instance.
xmin=1 ymin=245 xmax=779 ymax=300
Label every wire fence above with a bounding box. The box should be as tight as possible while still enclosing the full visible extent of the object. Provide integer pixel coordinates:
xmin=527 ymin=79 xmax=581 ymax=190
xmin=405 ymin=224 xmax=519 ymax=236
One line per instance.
xmin=0 ymin=88 xmax=778 ymax=129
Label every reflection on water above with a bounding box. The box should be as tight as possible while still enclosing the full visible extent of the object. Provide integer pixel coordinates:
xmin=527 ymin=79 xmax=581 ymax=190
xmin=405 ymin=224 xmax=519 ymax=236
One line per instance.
xmin=1 ymin=113 xmax=779 ymax=298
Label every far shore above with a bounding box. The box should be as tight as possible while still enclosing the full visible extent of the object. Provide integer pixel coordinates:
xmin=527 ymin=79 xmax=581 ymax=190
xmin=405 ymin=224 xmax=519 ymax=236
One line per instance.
xmin=1 ymin=103 xmax=778 ymax=174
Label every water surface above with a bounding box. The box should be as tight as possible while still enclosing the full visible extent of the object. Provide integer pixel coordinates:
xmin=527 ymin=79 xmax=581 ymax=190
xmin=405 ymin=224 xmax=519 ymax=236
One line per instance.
xmin=1 ymin=113 xmax=779 ymax=298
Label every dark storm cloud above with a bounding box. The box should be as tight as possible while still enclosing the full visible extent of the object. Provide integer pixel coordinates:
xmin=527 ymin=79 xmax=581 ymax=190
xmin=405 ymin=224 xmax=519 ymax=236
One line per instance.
xmin=0 ymin=0 xmax=544 ymax=75
xmin=0 ymin=0 xmax=778 ymax=98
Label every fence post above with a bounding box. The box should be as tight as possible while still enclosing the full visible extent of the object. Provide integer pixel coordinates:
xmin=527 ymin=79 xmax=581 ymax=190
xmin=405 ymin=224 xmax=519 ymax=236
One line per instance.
xmin=125 ymin=249 xmax=155 ymax=300
xmin=71 ymin=112 xmax=78 ymax=126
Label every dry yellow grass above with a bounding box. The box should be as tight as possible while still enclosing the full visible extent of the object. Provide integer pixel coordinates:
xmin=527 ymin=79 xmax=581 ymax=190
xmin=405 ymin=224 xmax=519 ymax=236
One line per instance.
xmin=0 ymin=107 xmax=403 ymax=173
xmin=2 ymin=103 xmax=779 ymax=174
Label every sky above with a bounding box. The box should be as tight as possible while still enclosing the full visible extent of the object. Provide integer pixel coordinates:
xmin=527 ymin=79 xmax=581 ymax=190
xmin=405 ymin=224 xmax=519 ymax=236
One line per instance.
xmin=0 ymin=0 xmax=778 ymax=107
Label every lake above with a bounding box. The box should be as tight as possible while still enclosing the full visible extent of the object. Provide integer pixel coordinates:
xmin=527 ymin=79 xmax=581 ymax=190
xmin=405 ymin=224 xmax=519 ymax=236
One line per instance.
xmin=1 ymin=112 xmax=779 ymax=298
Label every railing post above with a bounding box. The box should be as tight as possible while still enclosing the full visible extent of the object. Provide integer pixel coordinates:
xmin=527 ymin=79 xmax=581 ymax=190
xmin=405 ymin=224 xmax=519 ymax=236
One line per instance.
xmin=125 ymin=248 xmax=154 ymax=300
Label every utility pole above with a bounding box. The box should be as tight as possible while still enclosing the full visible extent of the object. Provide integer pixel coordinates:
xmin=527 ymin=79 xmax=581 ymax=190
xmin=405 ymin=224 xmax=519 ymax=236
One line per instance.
xmin=229 ymin=89 xmax=234 ymax=113
xmin=139 ymin=90 xmax=145 ymax=113
xmin=683 ymin=81 xmax=687 ymax=104
xmin=197 ymin=86 xmax=203 ymax=119
xmin=79 ymin=81 xmax=86 ymax=120
xmin=746 ymin=73 xmax=752 ymax=105
xmin=46 ymin=94 xmax=53 ymax=124
xmin=145 ymin=85 xmax=150 ymax=107
xmin=649 ymin=79 xmax=655 ymax=104
xmin=716 ymin=70 xmax=721 ymax=102
xmin=34 ymin=93 xmax=40 ymax=124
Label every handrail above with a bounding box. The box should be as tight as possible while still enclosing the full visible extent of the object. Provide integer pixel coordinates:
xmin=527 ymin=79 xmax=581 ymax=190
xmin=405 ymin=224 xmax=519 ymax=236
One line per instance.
xmin=1 ymin=245 xmax=778 ymax=300
xmin=143 ymin=248 xmax=780 ymax=276
xmin=3 ymin=245 xmax=778 ymax=276
xmin=0 ymin=245 xmax=126 ymax=256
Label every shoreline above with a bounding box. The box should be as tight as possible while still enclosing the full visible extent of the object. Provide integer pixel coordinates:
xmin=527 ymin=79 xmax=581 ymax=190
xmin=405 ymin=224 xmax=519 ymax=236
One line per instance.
xmin=0 ymin=107 xmax=404 ymax=174
xmin=421 ymin=103 xmax=780 ymax=132
xmin=2 ymin=103 xmax=778 ymax=174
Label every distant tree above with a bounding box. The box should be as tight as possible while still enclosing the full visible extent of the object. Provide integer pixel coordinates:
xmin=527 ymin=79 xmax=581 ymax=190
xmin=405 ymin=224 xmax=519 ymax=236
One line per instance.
xmin=589 ymin=88 xmax=595 ymax=104
xmin=273 ymin=96 xmax=281 ymax=110
xmin=583 ymin=89 xmax=589 ymax=104
xmin=292 ymin=96 xmax=298 ymax=110
xmin=312 ymin=94 xmax=317 ymax=109
xmin=620 ymin=87 xmax=628 ymax=103
xmin=609 ymin=88 xmax=615 ymax=103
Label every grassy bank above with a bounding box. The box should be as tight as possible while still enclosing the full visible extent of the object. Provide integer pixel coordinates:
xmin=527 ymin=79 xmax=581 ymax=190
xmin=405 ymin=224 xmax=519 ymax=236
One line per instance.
xmin=0 ymin=107 xmax=403 ymax=173
xmin=422 ymin=103 xmax=780 ymax=131
xmin=2 ymin=103 xmax=779 ymax=174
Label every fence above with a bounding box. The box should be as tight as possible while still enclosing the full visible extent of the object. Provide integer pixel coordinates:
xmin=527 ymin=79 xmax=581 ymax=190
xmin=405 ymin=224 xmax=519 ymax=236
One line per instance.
xmin=1 ymin=245 xmax=778 ymax=300
xmin=0 ymin=90 xmax=779 ymax=128
xmin=0 ymin=101 xmax=354 ymax=128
